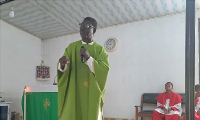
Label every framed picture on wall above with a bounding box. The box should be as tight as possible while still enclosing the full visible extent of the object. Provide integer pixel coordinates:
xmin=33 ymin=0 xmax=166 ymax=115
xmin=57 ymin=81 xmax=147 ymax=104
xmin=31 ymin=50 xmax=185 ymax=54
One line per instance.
xmin=36 ymin=66 xmax=50 ymax=81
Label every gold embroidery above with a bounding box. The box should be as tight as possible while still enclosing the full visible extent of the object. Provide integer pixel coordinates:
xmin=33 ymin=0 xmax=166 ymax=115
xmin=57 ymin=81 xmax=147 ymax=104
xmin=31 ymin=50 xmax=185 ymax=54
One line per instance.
xmin=84 ymin=81 xmax=89 ymax=87
xmin=43 ymin=98 xmax=50 ymax=112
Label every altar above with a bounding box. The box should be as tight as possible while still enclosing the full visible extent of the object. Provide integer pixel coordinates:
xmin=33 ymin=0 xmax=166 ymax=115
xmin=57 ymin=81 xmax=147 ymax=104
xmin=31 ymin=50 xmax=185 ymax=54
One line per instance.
xmin=22 ymin=85 xmax=58 ymax=120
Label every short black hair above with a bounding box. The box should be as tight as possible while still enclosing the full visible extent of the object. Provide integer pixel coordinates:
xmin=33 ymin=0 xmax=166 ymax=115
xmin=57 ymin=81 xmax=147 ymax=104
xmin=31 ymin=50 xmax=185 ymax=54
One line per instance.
xmin=165 ymin=82 xmax=173 ymax=88
xmin=195 ymin=84 xmax=200 ymax=92
xmin=84 ymin=17 xmax=97 ymax=33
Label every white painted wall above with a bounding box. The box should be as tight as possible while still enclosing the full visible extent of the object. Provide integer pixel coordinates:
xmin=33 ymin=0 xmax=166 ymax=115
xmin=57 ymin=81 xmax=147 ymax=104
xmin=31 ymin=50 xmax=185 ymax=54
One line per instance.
xmin=43 ymin=10 xmax=200 ymax=119
xmin=0 ymin=20 xmax=41 ymax=114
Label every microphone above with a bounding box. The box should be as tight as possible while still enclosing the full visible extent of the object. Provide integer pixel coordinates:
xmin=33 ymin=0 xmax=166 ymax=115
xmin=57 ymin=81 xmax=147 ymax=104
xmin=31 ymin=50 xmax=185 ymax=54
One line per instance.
xmin=81 ymin=46 xmax=85 ymax=63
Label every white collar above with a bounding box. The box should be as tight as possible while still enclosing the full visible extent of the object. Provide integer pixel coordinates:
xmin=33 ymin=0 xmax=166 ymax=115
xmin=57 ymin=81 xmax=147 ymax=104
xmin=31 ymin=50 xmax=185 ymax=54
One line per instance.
xmin=82 ymin=41 xmax=93 ymax=45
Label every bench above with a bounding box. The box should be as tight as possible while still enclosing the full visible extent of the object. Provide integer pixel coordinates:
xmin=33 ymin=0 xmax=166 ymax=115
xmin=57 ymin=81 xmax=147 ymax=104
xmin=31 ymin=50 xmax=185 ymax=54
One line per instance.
xmin=135 ymin=93 xmax=185 ymax=120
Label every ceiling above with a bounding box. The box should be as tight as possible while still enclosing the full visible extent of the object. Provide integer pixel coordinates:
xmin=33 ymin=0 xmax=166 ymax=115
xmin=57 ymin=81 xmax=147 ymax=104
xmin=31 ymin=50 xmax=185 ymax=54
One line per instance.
xmin=0 ymin=0 xmax=200 ymax=40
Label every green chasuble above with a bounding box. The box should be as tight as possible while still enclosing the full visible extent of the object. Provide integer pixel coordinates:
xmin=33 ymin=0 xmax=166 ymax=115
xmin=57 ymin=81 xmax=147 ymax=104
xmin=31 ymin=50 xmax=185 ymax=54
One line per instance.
xmin=57 ymin=40 xmax=110 ymax=120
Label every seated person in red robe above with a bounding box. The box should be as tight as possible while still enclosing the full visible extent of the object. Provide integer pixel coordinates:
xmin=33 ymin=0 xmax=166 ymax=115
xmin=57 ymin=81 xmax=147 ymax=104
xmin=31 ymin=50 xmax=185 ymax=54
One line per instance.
xmin=183 ymin=84 xmax=200 ymax=120
xmin=152 ymin=82 xmax=182 ymax=120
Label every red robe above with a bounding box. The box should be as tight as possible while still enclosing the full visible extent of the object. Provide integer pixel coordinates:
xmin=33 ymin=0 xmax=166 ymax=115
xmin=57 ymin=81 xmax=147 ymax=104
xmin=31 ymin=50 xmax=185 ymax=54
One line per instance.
xmin=152 ymin=92 xmax=182 ymax=120
xmin=183 ymin=97 xmax=200 ymax=120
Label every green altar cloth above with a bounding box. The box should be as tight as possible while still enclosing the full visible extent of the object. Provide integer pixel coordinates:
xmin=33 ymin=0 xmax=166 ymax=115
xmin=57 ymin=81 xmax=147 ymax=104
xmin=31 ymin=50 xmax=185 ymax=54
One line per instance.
xmin=21 ymin=85 xmax=58 ymax=120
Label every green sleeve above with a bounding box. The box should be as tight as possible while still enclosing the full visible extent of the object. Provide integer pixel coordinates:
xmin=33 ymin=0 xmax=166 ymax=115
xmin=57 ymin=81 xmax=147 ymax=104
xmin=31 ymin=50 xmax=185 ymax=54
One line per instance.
xmin=57 ymin=47 xmax=70 ymax=84
xmin=57 ymin=47 xmax=70 ymax=116
xmin=93 ymin=47 xmax=110 ymax=92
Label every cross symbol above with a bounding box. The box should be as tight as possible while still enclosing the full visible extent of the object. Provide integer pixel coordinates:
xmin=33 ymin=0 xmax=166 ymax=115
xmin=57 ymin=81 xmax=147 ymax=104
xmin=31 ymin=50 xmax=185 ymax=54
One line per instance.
xmin=84 ymin=81 xmax=89 ymax=87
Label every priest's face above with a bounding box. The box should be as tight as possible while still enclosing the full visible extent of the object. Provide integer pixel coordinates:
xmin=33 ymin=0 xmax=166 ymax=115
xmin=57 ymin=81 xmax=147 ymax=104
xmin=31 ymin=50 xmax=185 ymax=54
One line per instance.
xmin=165 ymin=83 xmax=173 ymax=91
xmin=80 ymin=20 xmax=94 ymax=41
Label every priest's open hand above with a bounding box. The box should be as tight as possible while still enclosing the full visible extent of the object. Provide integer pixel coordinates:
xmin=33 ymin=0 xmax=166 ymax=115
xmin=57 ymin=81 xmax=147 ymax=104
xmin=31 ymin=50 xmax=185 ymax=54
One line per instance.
xmin=59 ymin=56 xmax=70 ymax=65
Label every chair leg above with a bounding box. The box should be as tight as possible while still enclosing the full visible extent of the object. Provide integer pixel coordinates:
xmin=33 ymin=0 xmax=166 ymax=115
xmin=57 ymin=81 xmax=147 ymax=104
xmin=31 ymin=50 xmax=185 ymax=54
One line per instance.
xmin=135 ymin=107 xmax=139 ymax=120
xmin=135 ymin=115 xmax=138 ymax=120
xmin=141 ymin=117 xmax=143 ymax=120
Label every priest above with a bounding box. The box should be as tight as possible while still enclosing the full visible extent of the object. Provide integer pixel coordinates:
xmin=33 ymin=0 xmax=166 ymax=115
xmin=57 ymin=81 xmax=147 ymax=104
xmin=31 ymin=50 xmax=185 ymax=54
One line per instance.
xmin=57 ymin=17 xmax=110 ymax=120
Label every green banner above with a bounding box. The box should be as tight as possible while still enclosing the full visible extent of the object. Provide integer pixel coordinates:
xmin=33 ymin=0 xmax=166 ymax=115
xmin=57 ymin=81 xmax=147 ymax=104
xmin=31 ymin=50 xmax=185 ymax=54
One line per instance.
xmin=22 ymin=92 xmax=58 ymax=120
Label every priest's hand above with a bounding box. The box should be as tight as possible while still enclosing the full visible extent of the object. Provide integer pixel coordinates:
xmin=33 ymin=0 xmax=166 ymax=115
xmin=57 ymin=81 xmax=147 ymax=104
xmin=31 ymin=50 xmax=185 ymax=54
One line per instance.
xmin=59 ymin=56 xmax=70 ymax=69
xmin=80 ymin=48 xmax=90 ymax=60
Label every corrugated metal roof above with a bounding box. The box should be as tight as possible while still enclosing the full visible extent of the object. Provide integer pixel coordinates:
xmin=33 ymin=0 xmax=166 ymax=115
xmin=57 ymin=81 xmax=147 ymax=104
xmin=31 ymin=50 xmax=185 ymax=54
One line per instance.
xmin=0 ymin=0 xmax=199 ymax=40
